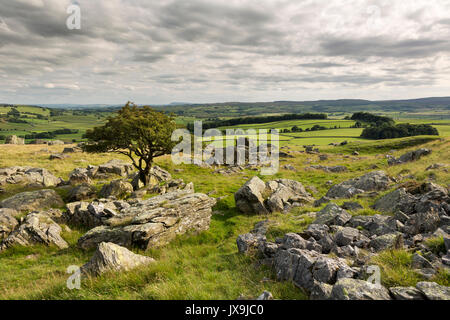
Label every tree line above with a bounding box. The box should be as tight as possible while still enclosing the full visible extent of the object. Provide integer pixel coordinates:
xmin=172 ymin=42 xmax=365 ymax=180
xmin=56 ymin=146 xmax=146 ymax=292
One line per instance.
xmin=187 ymin=113 xmax=327 ymax=132
xmin=361 ymin=123 xmax=439 ymax=139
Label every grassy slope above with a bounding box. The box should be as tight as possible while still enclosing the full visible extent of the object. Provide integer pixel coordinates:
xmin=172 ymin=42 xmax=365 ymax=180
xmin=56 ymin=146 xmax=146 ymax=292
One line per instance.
xmin=0 ymin=136 xmax=449 ymax=299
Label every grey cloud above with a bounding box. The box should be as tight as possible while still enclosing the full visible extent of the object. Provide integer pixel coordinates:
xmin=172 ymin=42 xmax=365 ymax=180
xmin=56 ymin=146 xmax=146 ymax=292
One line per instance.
xmin=1 ymin=0 xmax=450 ymax=104
xmin=320 ymin=36 xmax=450 ymax=59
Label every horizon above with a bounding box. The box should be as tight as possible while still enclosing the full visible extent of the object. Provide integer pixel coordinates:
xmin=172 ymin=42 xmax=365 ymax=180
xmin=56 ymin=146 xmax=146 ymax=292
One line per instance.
xmin=5 ymin=95 xmax=450 ymax=108
xmin=1 ymin=0 xmax=450 ymax=105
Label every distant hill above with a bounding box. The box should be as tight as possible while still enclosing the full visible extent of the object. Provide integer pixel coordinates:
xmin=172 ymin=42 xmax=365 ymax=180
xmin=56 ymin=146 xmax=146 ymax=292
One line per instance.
xmin=151 ymin=96 xmax=450 ymax=118
xmin=4 ymin=97 xmax=450 ymax=119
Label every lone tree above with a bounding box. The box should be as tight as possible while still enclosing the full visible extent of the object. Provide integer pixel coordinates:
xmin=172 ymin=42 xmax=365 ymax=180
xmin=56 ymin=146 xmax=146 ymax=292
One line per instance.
xmin=82 ymin=102 xmax=177 ymax=186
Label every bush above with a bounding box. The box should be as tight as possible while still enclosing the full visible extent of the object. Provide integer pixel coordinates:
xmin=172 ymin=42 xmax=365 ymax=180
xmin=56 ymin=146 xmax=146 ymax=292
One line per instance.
xmin=361 ymin=123 xmax=439 ymax=139
xmin=351 ymin=112 xmax=394 ymax=126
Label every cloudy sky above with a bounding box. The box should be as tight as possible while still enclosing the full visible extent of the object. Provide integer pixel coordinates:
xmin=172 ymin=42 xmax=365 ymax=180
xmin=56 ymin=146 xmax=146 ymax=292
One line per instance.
xmin=1 ymin=0 xmax=450 ymax=105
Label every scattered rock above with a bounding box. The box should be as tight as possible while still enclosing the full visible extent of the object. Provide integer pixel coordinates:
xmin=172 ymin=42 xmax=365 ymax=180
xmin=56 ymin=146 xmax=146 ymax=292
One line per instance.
xmin=388 ymin=148 xmax=431 ymax=166
xmin=369 ymin=233 xmax=403 ymax=251
xmin=5 ymin=135 xmax=24 ymax=145
xmin=47 ymin=140 xmax=65 ymax=145
xmin=80 ymin=242 xmax=154 ymax=276
xmin=0 ymin=209 xmax=19 ymax=240
xmin=373 ymin=188 xmax=416 ymax=214
xmin=312 ymin=203 xmax=352 ymax=226
xmin=426 ymin=163 xmax=447 ymax=171
xmin=63 ymin=147 xmax=82 ymax=153
xmin=326 ymin=171 xmax=392 ymax=199
xmin=77 ymin=190 xmax=216 ymax=250
xmin=256 ymin=291 xmax=273 ymax=300
xmin=0 ymin=211 xmax=68 ymax=251
xmin=50 ymin=153 xmax=70 ymax=160
xmin=235 ymin=177 xmax=313 ymax=215
xmin=0 ymin=166 xmax=61 ymax=187
xmin=309 ymin=165 xmax=348 ymax=173
xmin=415 ymin=281 xmax=450 ymax=300
xmin=68 ymin=183 xmax=97 ymax=202
xmin=341 ymin=202 xmax=363 ymax=211
xmin=329 ymin=278 xmax=391 ymax=300
xmin=99 ymin=180 xmax=133 ymax=199
xmin=389 ymin=287 xmax=424 ymax=300
xmin=0 ymin=189 xmax=64 ymax=212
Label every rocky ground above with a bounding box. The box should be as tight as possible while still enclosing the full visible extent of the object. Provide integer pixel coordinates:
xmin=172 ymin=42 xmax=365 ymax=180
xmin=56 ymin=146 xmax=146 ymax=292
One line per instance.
xmin=0 ymin=139 xmax=449 ymax=300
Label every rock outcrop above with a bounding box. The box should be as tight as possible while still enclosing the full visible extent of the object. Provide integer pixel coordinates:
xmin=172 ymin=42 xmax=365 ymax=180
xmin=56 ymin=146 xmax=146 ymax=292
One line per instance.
xmin=0 ymin=209 xmax=19 ymax=240
xmin=329 ymin=278 xmax=391 ymax=300
xmin=81 ymin=242 xmax=154 ymax=276
xmin=388 ymin=148 xmax=432 ymax=166
xmin=325 ymin=171 xmax=392 ymax=199
xmin=5 ymin=135 xmax=24 ymax=145
xmin=77 ymin=190 xmax=216 ymax=250
xmin=67 ymin=183 xmax=97 ymax=202
xmin=238 ymin=179 xmax=450 ymax=300
xmin=0 ymin=210 xmax=68 ymax=251
xmin=309 ymin=165 xmax=348 ymax=173
xmin=0 ymin=189 xmax=64 ymax=212
xmin=235 ymin=176 xmax=313 ymax=215
xmin=69 ymin=160 xmax=134 ymax=185
xmin=47 ymin=140 xmax=65 ymax=145
xmin=0 ymin=167 xmax=61 ymax=187
xmin=99 ymin=180 xmax=133 ymax=199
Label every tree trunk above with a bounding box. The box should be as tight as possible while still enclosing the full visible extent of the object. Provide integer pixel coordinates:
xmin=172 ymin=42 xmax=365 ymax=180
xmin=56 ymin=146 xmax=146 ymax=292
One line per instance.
xmin=139 ymin=167 xmax=150 ymax=186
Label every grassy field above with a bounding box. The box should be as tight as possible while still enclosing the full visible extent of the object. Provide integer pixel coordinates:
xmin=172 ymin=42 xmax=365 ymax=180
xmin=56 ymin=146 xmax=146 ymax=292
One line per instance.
xmin=0 ymin=135 xmax=449 ymax=299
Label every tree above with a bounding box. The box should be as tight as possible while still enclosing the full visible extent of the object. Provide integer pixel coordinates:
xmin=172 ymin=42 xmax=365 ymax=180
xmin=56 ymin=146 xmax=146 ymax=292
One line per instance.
xmin=82 ymin=102 xmax=178 ymax=186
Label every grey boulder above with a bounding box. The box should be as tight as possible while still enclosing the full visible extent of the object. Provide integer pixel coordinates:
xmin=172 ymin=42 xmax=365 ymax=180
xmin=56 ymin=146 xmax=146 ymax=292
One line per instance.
xmin=81 ymin=242 xmax=154 ymax=276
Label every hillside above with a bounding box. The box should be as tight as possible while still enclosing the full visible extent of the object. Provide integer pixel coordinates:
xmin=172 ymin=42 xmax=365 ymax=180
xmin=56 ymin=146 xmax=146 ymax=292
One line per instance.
xmin=0 ymin=136 xmax=448 ymax=299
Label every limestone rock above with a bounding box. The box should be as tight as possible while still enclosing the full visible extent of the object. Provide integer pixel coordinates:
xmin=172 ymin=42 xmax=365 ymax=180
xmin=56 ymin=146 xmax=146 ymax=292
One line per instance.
xmin=0 ymin=209 xmax=19 ymax=240
xmin=68 ymin=183 xmax=97 ymax=202
xmin=235 ymin=176 xmax=269 ymax=214
xmin=330 ymin=278 xmax=391 ymax=300
xmin=5 ymin=135 xmax=25 ymax=145
xmin=47 ymin=140 xmax=65 ymax=145
xmin=415 ymin=282 xmax=450 ymax=300
xmin=389 ymin=287 xmax=424 ymax=300
xmin=309 ymin=165 xmax=348 ymax=173
xmin=98 ymin=159 xmax=134 ymax=177
xmin=388 ymin=148 xmax=431 ymax=166
xmin=50 ymin=153 xmax=70 ymax=160
xmin=0 ymin=189 xmax=64 ymax=212
xmin=99 ymin=180 xmax=133 ymax=199
xmin=80 ymin=242 xmax=154 ymax=276
xmin=78 ymin=191 xmax=216 ymax=250
xmin=369 ymin=233 xmax=403 ymax=251
xmin=235 ymin=177 xmax=313 ymax=215
xmin=326 ymin=171 xmax=392 ymax=199
xmin=373 ymin=188 xmax=416 ymax=214
xmin=256 ymin=291 xmax=273 ymax=300
xmin=69 ymin=168 xmax=93 ymax=185
xmin=312 ymin=203 xmax=351 ymax=226
xmin=0 ymin=211 xmax=68 ymax=250
xmin=0 ymin=166 xmax=60 ymax=187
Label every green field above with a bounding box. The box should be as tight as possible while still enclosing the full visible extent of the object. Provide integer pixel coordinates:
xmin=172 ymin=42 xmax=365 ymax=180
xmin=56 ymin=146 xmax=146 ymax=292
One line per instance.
xmin=2 ymin=105 xmax=450 ymax=146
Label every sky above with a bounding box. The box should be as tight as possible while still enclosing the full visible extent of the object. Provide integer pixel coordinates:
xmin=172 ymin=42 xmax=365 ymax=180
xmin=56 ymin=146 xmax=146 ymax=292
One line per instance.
xmin=1 ymin=0 xmax=450 ymax=105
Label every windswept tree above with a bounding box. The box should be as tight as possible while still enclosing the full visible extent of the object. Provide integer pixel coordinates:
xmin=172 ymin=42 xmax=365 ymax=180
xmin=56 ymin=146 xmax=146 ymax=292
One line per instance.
xmin=82 ymin=102 xmax=178 ymax=186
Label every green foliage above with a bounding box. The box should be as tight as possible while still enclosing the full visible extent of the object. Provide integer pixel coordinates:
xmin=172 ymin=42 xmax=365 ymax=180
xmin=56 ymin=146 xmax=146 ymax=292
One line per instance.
xmin=351 ymin=112 xmax=394 ymax=126
xmin=82 ymin=102 xmax=178 ymax=185
xmin=424 ymin=236 xmax=446 ymax=255
xmin=371 ymin=249 xmax=423 ymax=287
xmin=361 ymin=123 xmax=439 ymax=139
